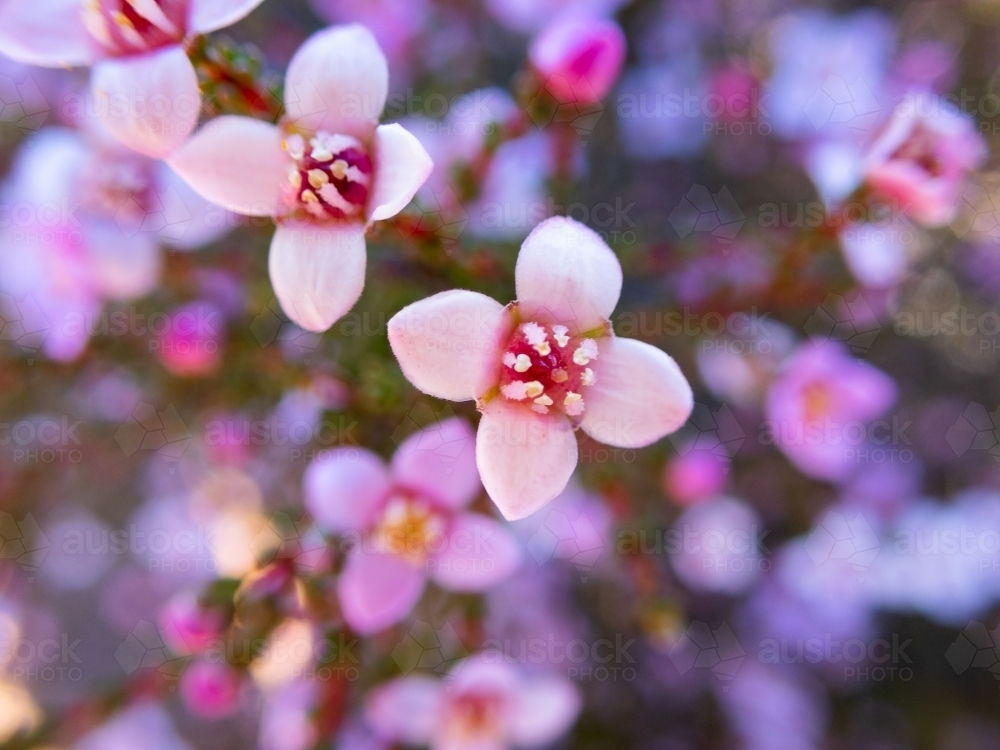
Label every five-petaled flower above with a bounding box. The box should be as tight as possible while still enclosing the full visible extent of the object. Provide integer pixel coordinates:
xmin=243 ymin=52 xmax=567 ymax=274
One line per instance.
xmin=167 ymin=23 xmax=433 ymax=332
xmin=0 ymin=0 xmax=268 ymax=157
xmin=387 ymin=216 xmax=694 ymax=520
xmin=303 ymin=417 xmax=520 ymax=635
xmin=366 ymin=655 xmax=582 ymax=750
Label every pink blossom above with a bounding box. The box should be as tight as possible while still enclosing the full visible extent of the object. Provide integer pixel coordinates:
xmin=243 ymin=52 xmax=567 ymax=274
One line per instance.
xmin=529 ymin=12 xmax=626 ymax=106
xmin=388 ymin=217 xmax=693 ymax=520
xmin=303 ymin=417 xmax=520 ymax=634
xmin=663 ymin=445 xmax=728 ymax=505
xmin=159 ymin=589 xmax=224 ymax=655
xmin=154 ymin=301 xmax=224 ymax=377
xmin=307 ymin=0 xmax=428 ymax=70
xmin=179 ymin=660 xmax=242 ymax=719
xmin=863 ymin=94 xmax=986 ymax=227
xmin=168 ymin=25 xmax=433 ymax=332
xmin=485 ymin=0 xmax=628 ymax=34
xmin=365 ymin=656 xmax=581 ymax=750
xmin=764 ymin=341 xmax=897 ymax=482
xmin=0 ymin=0 xmax=268 ymax=157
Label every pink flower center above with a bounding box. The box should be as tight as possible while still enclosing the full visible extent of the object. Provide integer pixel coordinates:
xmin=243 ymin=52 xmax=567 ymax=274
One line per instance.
xmin=892 ymin=124 xmax=944 ymax=178
xmin=81 ymin=0 xmax=186 ymax=54
xmin=79 ymin=150 xmax=154 ymax=221
xmin=802 ymin=381 xmax=833 ymax=422
xmin=498 ymin=322 xmax=598 ymax=417
xmin=282 ymin=131 xmax=373 ymax=222
xmin=374 ymin=495 xmax=446 ymax=565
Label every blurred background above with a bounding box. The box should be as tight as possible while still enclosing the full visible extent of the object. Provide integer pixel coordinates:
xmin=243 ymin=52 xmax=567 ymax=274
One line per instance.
xmin=2 ymin=0 xmax=1000 ymax=748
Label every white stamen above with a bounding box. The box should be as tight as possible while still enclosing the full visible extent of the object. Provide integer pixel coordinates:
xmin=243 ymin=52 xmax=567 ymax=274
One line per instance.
xmin=581 ymin=368 xmax=595 ymax=386
xmin=524 ymin=381 xmax=544 ymax=398
xmin=319 ymin=183 xmax=358 ymax=214
xmin=513 ymin=354 xmax=532 ymax=373
xmin=310 ymin=140 xmax=334 ymax=162
xmin=330 ymin=159 xmax=349 ymax=180
xmin=501 ymin=382 xmax=529 ymax=400
xmin=307 ymin=169 xmax=329 ymax=189
xmin=503 ymin=352 xmax=517 ymax=367
xmin=126 ymin=0 xmax=179 ymax=35
xmin=81 ymin=0 xmax=114 ymax=47
xmin=112 ymin=12 xmax=146 ymax=48
xmin=531 ymin=404 xmax=550 ymax=414
xmin=283 ymin=134 xmax=305 ymax=160
xmin=564 ymin=392 xmax=585 ymax=416
xmin=522 ymin=322 xmax=547 ymax=346
xmin=573 ymin=339 xmax=599 ymax=366
xmin=533 ymin=341 xmax=551 ymax=356
xmin=552 ymin=368 xmax=568 ymax=383
xmin=552 ymin=325 xmax=570 ymax=347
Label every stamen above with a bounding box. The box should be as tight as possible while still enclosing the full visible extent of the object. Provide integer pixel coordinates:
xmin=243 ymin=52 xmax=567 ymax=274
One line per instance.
xmin=581 ymin=368 xmax=595 ymax=386
xmin=513 ymin=354 xmax=532 ymax=373
xmin=524 ymin=381 xmax=544 ymax=398
xmin=552 ymin=325 xmax=570 ymax=347
xmin=552 ymin=369 xmax=568 ymax=383
xmin=573 ymin=339 xmax=599 ymax=366
xmin=126 ymin=0 xmax=178 ymax=35
xmin=564 ymin=392 xmax=584 ymax=416
xmin=307 ymin=169 xmax=329 ymax=189
xmin=500 ymin=382 xmax=529 ymax=400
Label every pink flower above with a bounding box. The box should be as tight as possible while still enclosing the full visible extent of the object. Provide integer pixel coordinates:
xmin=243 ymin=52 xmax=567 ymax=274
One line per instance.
xmin=663 ymin=445 xmax=728 ymax=506
xmin=159 ymin=589 xmax=224 ymax=655
xmin=154 ymin=301 xmax=224 ymax=376
xmin=365 ymin=656 xmax=581 ymax=750
xmin=388 ymin=217 xmax=694 ymax=520
xmin=863 ymin=94 xmax=986 ymax=227
xmin=303 ymin=417 xmax=520 ymax=635
xmin=168 ymin=24 xmax=433 ymax=332
xmin=0 ymin=0 xmax=267 ymax=157
xmin=764 ymin=341 xmax=897 ymax=482
xmin=529 ymin=12 xmax=625 ymax=106
xmin=179 ymin=660 xmax=242 ymax=719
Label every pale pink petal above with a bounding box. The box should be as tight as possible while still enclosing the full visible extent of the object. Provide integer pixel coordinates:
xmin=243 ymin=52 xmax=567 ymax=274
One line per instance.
xmin=509 ymin=677 xmax=582 ymax=747
xmin=188 ymin=0 xmax=267 ymax=33
xmin=580 ymin=337 xmax=694 ymax=449
xmin=91 ymin=46 xmax=200 ymax=158
xmin=83 ymin=219 xmax=161 ymax=300
xmin=368 ymin=123 xmax=433 ymax=222
xmin=0 ymin=0 xmax=98 ymax=66
xmin=365 ymin=676 xmax=443 ymax=745
xmin=337 ymin=548 xmax=426 ymax=634
xmin=390 ymin=417 xmax=480 ymax=510
xmin=838 ymin=223 xmax=911 ymax=289
xmin=476 ymin=399 xmax=578 ymax=521
xmin=167 ymin=116 xmax=285 ymax=216
xmin=449 ymin=655 xmax=518 ymax=693
xmin=303 ymin=448 xmax=391 ymax=533
xmin=515 ymin=216 xmax=622 ymax=334
xmin=268 ymin=221 xmax=367 ymax=332
xmin=387 ymin=290 xmax=512 ymax=402
xmin=283 ymin=24 xmax=388 ymax=138
xmin=428 ymin=512 xmax=521 ymax=591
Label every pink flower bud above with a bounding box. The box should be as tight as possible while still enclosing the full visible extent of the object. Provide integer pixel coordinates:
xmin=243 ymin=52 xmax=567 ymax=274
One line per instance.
xmin=159 ymin=591 xmax=224 ymax=656
xmin=529 ymin=13 xmax=626 ymax=106
xmin=180 ymin=661 xmax=242 ymax=719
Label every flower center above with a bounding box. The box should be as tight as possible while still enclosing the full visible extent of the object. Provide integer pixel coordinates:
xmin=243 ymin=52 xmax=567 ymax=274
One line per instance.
xmin=81 ymin=0 xmax=185 ymax=54
xmin=374 ymin=496 xmax=445 ymax=565
xmin=892 ymin=124 xmax=944 ymax=178
xmin=282 ymin=131 xmax=373 ymax=222
xmin=79 ymin=150 xmax=154 ymax=221
xmin=802 ymin=382 xmax=833 ymax=422
xmin=444 ymin=691 xmax=506 ymax=742
xmin=498 ymin=322 xmax=597 ymax=417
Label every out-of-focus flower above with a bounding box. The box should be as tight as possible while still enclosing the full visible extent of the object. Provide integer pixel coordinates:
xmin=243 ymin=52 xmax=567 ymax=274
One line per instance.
xmin=307 ymin=0 xmax=428 ymax=70
xmin=669 ymin=495 xmax=764 ymax=593
xmin=303 ymin=417 xmax=520 ymax=634
xmin=168 ymin=25 xmax=433 ymax=332
xmin=159 ymin=589 xmax=225 ymax=656
xmin=258 ymin=680 xmax=318 ymax=750
xmin=862 ymin=94 xmax=986 ymax=227
xmin=673 ymin=239 xmax=774 ymax=306
xmin=0 ymin=0 xmax=267 ymax=157
xmin=0 ymin=679 xmax=42 ymax=744
xmin=179 ymin=660 xmax=243 ymax=718
xmin=154 ymin=300 xmax=224 ymax=377
xmin=72 ymin=702 xmax=192 ymax=750
xmin=836 ymin=220 xmax=919 ymax=289
xmin=529 ymin=12 xmax=626 ymax=106
xmin=695 ymin=320 xmax=796 ymax=409
xmin=663 ymin=445 xmax=728 ymax=505
xmin=366 ymin=656 xmax=581 ymax=750
xmin=764 ymin=341 xmax=897 ymax=482
xmin=485 ymin=0 xmax=627 ymax=34
xmin=765 ymin=9 xmax=895 ymax=140
xmin=388 ymin=217 xmax=694 ymax=520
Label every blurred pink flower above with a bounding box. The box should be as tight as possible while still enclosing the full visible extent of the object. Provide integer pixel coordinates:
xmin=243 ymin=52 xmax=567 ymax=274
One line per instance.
xmin=169 ymin=25 xmax=433 ymax=332
xmin=388 ymin=217 xmax=694 ymax=520
xmin=155 ymin=301 xmax=224 ymax=377
xmin=485 ymin=0 xmax=627 ymax=34
xmin=307 ymin=0 xmax=428 ymax=70
xmin=159 ymin=589 xmax=224 ymax=655
xmin=303 ymin=417 xmax=520 ymax=634
xmin=863 ymin=94 xmax=986 ymax=227
xmin=179 ymin=660 xmax=242 ymax=719
xmin=0 ymin=0 xmax=267 ymax=157
xmin=529 ymin=12 xmax=626 ymax=106
xmin=663 ymin=446 xmax=728 ymax=505
xmin=764 ymin=341 xmax=897 ymax=482
xmin=366 ymin=656 xmax=581 ymax=750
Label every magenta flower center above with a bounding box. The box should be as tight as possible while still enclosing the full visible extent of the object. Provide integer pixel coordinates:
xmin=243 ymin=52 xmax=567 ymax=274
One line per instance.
xmin=282 ymin=131 xmax=373 ymax=222
xmin=498 ymin=322 xmax=598 ymax=417
xmin=444 ymin=691 xmax=506 ymax=742
xmin=81 ymin=0 xmax=186 ymax=54
xmin=374 ymin=495 xmax=446 ymax=565
xmin=892 ymin=124 xmax=945 ymax=179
